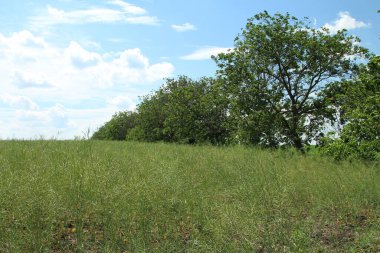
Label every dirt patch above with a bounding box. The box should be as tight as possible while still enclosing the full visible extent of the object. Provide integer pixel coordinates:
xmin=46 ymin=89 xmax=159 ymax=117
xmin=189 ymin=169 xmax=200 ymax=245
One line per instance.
xmin=311 ymin=211 xmax=379 ymax=251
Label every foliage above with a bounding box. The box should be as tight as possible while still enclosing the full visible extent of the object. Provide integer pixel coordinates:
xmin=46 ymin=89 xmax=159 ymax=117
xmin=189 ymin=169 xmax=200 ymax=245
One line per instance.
xmin=321 ymin=56 xmax=380 ymax=160
xmin=134 ymin=76 xmax=230 ymax=144
xmin=213 ymin=11 xmax=369 ymax=151
xmin=125 ymin=125 xmax=145 ymax=141
xmin=91 ymin=111 xmax=137 ymax=140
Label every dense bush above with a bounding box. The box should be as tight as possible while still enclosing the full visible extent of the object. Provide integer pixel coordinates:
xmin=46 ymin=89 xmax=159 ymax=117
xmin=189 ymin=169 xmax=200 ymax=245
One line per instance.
xmin=131 ymin=76 xmax=230 ymax=144
xmin=91 ymin=111 xmax=137 ymax=140
xmin=321 ymin=56 xmax=380 ymax=160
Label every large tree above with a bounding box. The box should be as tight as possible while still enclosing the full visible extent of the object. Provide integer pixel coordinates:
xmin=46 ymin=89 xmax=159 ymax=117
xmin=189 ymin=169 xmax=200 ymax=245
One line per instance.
xmin=213 ymin=11 xmax=369 ymax=151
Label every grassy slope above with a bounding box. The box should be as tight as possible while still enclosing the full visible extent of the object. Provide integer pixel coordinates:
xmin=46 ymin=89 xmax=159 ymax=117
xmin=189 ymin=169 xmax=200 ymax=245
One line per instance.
xmin=0 ymin=141 xmax=379 ymax=252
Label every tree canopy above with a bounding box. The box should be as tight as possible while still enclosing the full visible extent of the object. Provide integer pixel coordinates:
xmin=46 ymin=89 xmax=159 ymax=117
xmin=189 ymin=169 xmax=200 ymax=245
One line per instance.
xmin=213 ymin=11 xmax=369 ymax=150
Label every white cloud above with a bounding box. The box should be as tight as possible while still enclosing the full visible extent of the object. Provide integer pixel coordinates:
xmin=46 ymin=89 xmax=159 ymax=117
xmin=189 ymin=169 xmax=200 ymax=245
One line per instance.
xmin=0 ymin=30 xmax=56 ymax=64
xmin=29 ymin=2 xmax=159 ymax=29
xmin=125 ymin=16 xmax=159 ymax=25
xmin=116 ymin=48 xmax=149 ymax=68
xmin=16 ymin=104 xmax=74 ymax=128
xmin=181 ymin=47 xmax=233 ymax=60
xmin=107 ymin=95 xmax=137 ymax=111
xmin=0 ymin=30 xmax=174 ymax=88
xmin=0 ymin=30 xmax=174 ymax=139
xmin=0 ymin=106 xmax=119 ymax=140
xmin=0 ymin=94 xmax=39 ymax=110
xmin=98 ymin=48 xmax=174 ymax=86
xmin=12 ymin=71 xmax=53 ymax=88
xmin=108 ymin=0 xmax=147 ymax=15
xmin=0 ymin=30 xmax=46 ymax=49
xmin=323 ymin=11 xmax=369 ymax=33
xmin=171 ymin=22 xmax=197 ymax=32
xmin=65 ymin=41 xmax=101 ymax=68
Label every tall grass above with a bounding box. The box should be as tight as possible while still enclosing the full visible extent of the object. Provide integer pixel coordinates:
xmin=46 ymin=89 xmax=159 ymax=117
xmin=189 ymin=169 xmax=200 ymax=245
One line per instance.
xmin=0 ymin=141 xmax=379 ymax=252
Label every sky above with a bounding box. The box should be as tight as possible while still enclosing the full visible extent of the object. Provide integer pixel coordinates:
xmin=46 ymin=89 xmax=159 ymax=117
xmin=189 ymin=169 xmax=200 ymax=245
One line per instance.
xmin=0 ymin=1 xmax=379 ymax=139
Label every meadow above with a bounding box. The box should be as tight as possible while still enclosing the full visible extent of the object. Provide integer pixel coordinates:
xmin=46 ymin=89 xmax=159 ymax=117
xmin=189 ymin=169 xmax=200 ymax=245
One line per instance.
xmin=0 ymin=141 xmax=379 ymax=252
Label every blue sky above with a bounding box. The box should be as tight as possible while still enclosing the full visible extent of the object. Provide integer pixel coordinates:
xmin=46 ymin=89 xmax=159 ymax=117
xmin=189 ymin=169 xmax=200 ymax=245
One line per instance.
xmin=0 ymin=0 xmax=379 ymax=139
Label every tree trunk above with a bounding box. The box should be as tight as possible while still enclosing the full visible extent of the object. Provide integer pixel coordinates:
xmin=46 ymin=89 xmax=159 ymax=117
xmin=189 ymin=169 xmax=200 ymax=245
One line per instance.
xmin=290 ymin=111 xmax=305 ymax=154
xmin=292 ymin=134 xmax=305 ymax=154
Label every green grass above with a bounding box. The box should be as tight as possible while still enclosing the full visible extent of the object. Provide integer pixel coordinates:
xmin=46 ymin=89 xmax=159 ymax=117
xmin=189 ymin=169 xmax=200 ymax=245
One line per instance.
xmin=0 ymin=141 xmax=379 ymax=252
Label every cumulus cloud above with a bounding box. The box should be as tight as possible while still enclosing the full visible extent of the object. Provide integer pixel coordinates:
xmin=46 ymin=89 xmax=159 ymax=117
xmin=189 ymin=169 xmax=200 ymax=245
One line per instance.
xmin=107 ymin=95 xmax=137 ymax=111
xmin=47 ymin=104 xmax=74 ymax=128
xmin=65 ymin=41 xmax=101 ymax=68
xmin=171 ymin=23 xmax=197 ymax=32
xmin=0 ymin=30 xmax=173 ymax=88
xmin=0 ymin=30 xmax=55 ymax=64
xmin=29 ymin=2 xmax=159 ymax=29
xmin=0 ymin=94 xmax=39 ymax=110
xmin=116 ymin=48 xmax=149 ymax=68
xmin=181 ymin=47 xmax=233 ymax=60
xmin=103 ymin=48 xmax=174 ymax=86
xmin=0 ymin=30 xmax=174 ymax=139
xmin=323 ymin=11 xmax=369 ymax=33
xmin=12 ymin=71 xmax=53 ymax=88
xmin=0 ymin=30 xmax=46 ymax=48
xmin=16 ymin=104 xmax=73 ymax=128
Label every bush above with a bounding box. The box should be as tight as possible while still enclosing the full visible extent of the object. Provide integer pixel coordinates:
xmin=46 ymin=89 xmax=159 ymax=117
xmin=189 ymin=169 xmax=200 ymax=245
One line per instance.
xmin=320 ymin=56 xmax=380 ymax=160
xmin=92 ymin=111 xmax=137 ymax=140
xmin=125 ymin=126 xmax=145 ymax=141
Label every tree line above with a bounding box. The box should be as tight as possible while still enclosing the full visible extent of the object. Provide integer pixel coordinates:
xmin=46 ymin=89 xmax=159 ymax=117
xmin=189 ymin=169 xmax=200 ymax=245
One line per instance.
xmin=92 ymin=11 xmax=380 ymax=160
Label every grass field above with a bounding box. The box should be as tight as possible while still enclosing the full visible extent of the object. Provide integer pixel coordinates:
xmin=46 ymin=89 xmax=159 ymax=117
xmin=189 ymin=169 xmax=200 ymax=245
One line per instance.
xmin=0 ymin=141 xmax=379 ymax=252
